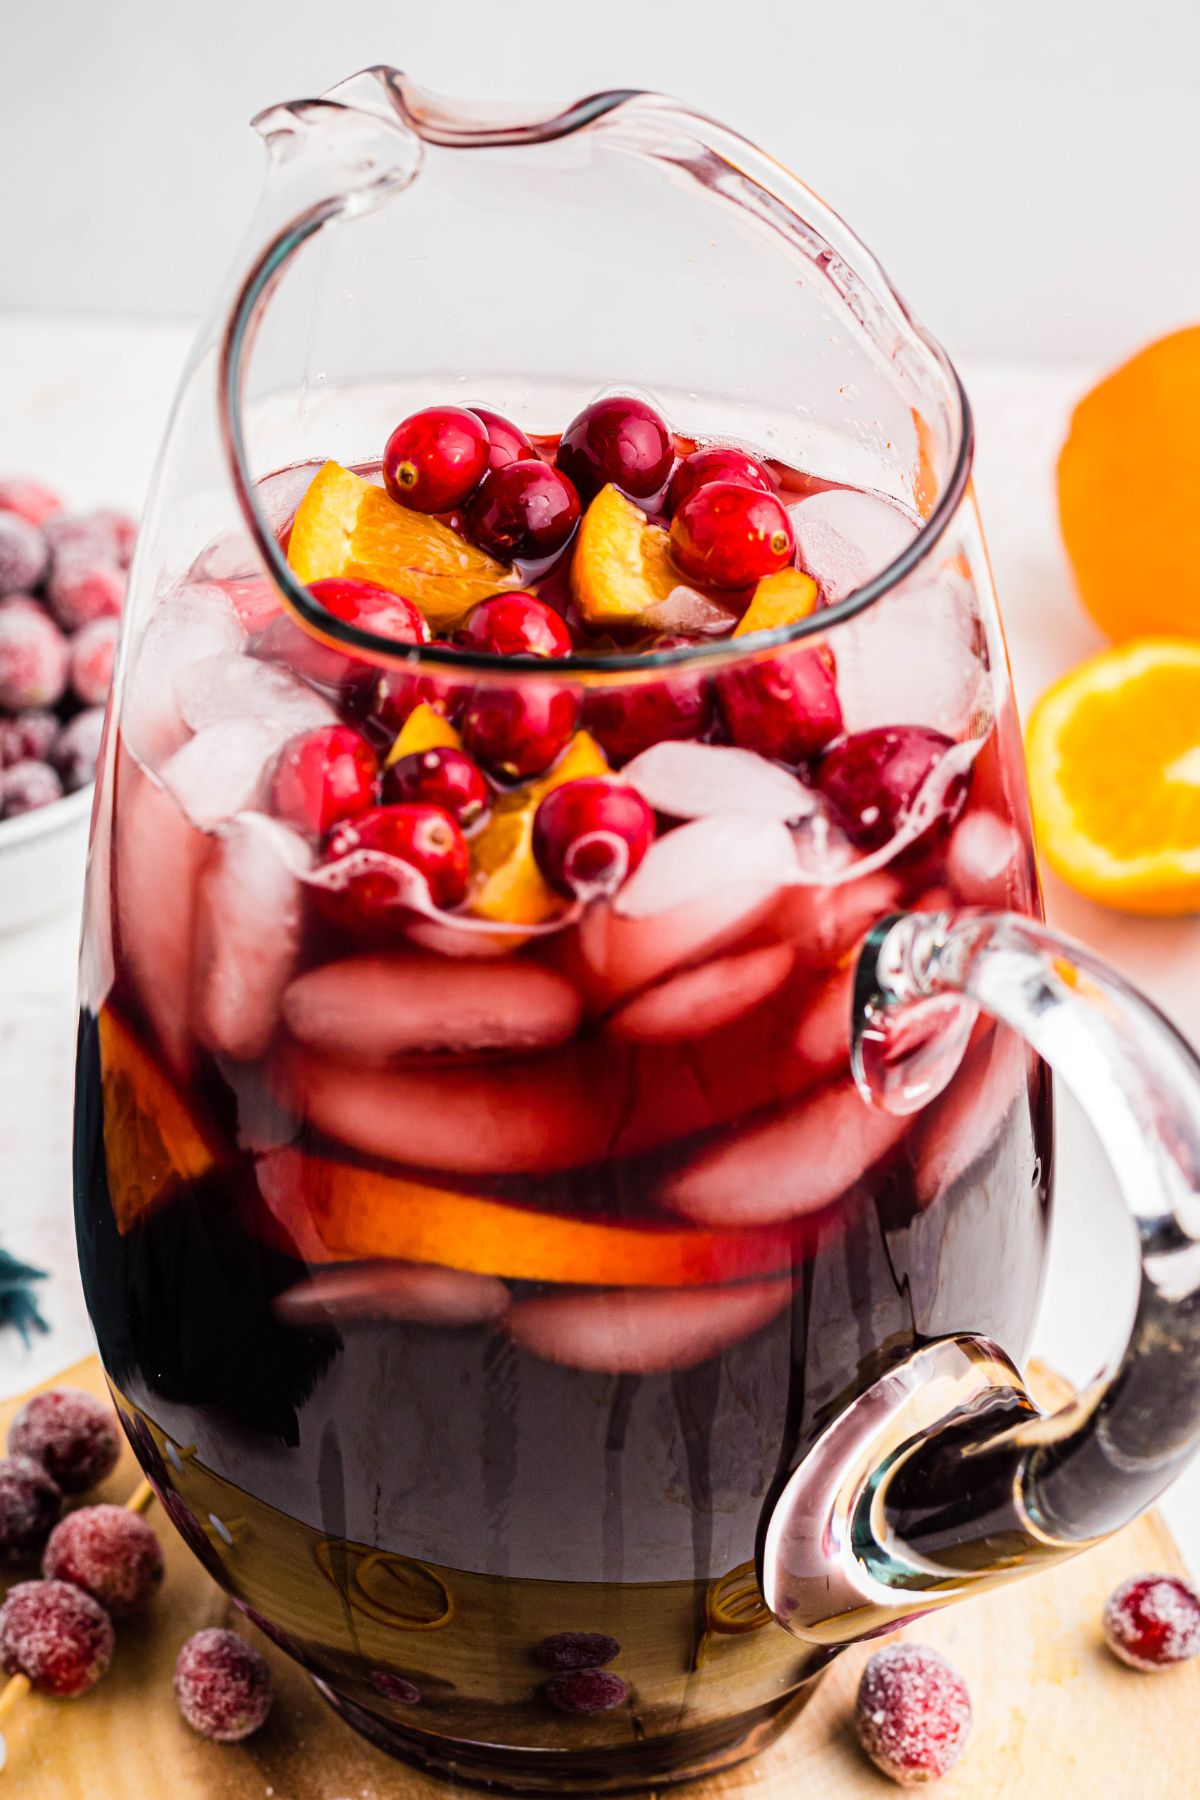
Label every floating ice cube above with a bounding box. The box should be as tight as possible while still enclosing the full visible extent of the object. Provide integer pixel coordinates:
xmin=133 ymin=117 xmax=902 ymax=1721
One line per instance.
xmin=915 ymin=1029 xmax=1028 ymax=1205
xmin=789 ymin=487 xmax=915 ymax=604
xmin=829 ymin=570 xmax=988 ymax=738
xmin=176 ymin=652 xmax=334 ymax=742
xmin=946 ymin=809 xmax=1024 ymax=908
xmin=160 ymin=719 xmax=283 ymax=829
xmin=274 ymin=1262 xmax=510 ymax=1328
xmin=606 ymin=943 xmax=795 ymax=1043
xmin=623 ymin=741 xmax=816 ymax=823
xmin=193 ymin=813 xmax=312 ymax=1062
xmin=123 ymin=584 xmax=248 ymax=768
xmin=638 ymin=586 xmax=742 ymax=637
xmin=504 ymin=1280 xmax=791 ymax=1374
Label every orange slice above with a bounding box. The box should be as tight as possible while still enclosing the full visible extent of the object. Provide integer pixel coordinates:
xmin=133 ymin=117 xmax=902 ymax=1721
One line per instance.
xmin=98 ymin=1006 xmax=225 ymax=1233
xmin=733 ymin=568 xmax=818 ymax=637
xmin=570 ymin=483 xmax=680 ymax=626
xmin=470 ymin=730 xmax=609 ymax=924
xmin=287 ymin=461 xmax=515 ymax=633
xmin=384 ymin=701 xmax=463 ymax=766
xmin=1026 ymin=638 xmax=1200 ymax=913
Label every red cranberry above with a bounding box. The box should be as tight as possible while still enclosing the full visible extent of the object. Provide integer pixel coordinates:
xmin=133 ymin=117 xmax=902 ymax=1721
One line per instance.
xmin=271 ymin=724 xmax=379 ymax=839
xmin=383 ymin=406 xmax=490 ymax=513
xmin=667 ymin=446 xmax=775 ymax=515
xmin=472 ymin=407 xmax=535 ymax=472
xmin=174 ymin=1627 xmax=273 ymax=1742
xmin=816 ymin=726 xmax=963 ymax=850
xmin=0 ymin=598 xmax=69 ymax=709
xmin=716 ymin=648 xmax=843 ymax=765
xmin=544 ymin=1670 xmax=628 ymax=1714
xmin=374 ymin=649 xmax=473 ymax=733
xmin=3 ymin=758 xmax=63 ymax=818
xmin=46 ymin=561 xmax=125 ymax=630
xmin=322 ymin=803 xmax=470 ymax=920
xmin=382 ymin=745 xmax=490 ymax=827
xmin=0 ymin=1455 xmax=62 ymax=1567
xmin=0 ymin=514 xmax=49 ymax=596
xmin=9 ymin=1388 xmax=121 ymax=1495
xmin=1 ymin=708 xmax=57 ymax=765
xmin=309 ymin=576 xmax=429 ymax=647
xmin=70 ymin=615 xmax=119 ymax=706
xmin=556 ymin=395 xmax=673 ymax=501
xmin=0 ymin=1579 xmax=113 ymax=1697
xmin=256 ymin=613 xmax=374 ymax=707
xmin=43 ymin=1503 xmax=164 ymax=1618
xmin=855 ymin=1643 xmax=972 ymax=1787
xmin=1103 ymin=1573 xmax=1200 ymax=1671
xmin=584 ymin=659 xmax=713 ymax=766
xmin=534 ymin=1631 xmax=620 ymax=1671
xmin=463 ymin=462 xmax=581 ymax=562
xmin=0 ymin=478 xmax=63 ymax=529
xmin=461 ymin=683 xmax=580 ymax=780
xmin=457 ymin=593 xmax=572 ymax=659
xmin=533 ymin=778 xmax=654 ymax=898
xmin=51 ymin=709 xmax=105 ymax=792
xmin=671 ymin=484 xmax=795 ymax=589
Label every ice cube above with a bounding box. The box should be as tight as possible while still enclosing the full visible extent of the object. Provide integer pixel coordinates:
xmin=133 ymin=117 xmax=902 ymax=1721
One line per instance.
xmin=623 ymin=741 xmax=815 ymax=823
xmin=829 ymin=570 xmax=988 ymax=737
xmin=504 ymin=1280 xmax=791 ymax=1373
xmin=946 ymin=809 xmax=1024 ymax=908
xmin=638 ymin=586 xmax=742 ymax=637
xmin=606 ymin=944 xmax=795 ymax=1043
xmin=123 ymin=584 xmax=248 ymax=768
xmin=160 ymin=719 xmax=284 ymax=829
xmin=915 ymin=1028 xmax=1028 ymax=1205
xmin=176 ymin=651 xmax=334 ymax=741
xmin=274 ymin=1262 xmax=509 ymax=1328
xmin=789 ymin=487 xmax=915 ymax=604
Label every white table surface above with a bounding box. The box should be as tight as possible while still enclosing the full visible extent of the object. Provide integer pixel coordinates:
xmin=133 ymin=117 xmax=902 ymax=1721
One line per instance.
xmin=0 ymin=315 xmax=1196 ymax=1571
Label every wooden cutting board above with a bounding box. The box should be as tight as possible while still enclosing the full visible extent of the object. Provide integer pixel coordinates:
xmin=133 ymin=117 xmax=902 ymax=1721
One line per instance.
xmin=2 ymin=1356 xmax=1195 ymax=1797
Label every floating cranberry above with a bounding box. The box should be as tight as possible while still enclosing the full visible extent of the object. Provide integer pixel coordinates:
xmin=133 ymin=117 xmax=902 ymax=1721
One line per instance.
xmin=544 ymin=1670 xmax=628 ymax=1714
xmin=0 ymin=1456 xmax=62 ymax=1567
xmin=51 ymin=709 xmax=105 ymax=793
xmin=0 ymin=478 xmax=63 ymax=529
xmin=0 ymin=513 xmax=49 ymax=596
xmin=584 ymin=659 xmax=713 ymax=766
xmin=0 ymin=599 xmax=69 ymax=710
xmin=557 ymin=395 xmax=673 ymax=502
xmin=322 ymin=803 xmax=470 ymax=921
xmin=9 ymin=1387 xmax=121 ymax=1495
xmin=374 ymin=649 xmax=473 ymax=733
xmin=816 ymin=726 xmax=963 ymax=851
xmin=534 ymin=1631 xmax=620 ymax=1672
xmin=0 ymin=1579 xmax=113 ymax=1697
xmin=3 ymin=759 xmax=63 ymax=818
xmin=174 ymin=1627 xmax=273 ymax=1742
xmin=667 ymin=446 xmax=775 ymax=515
xmin=670 ymin=484 xmax=795 ymax=590
xmin=382 ymin=745 xmax=490 ymax=828
xmin=43 ymin=1504 xmax=164 ymax=1618
xmin=533 ymin=778 xmax=654 ymax=898
xmin=70 ymin=615 xmax=119 ymax=706
xmin=463 ymin=462 xmax=581 ymax=562
xmin=383 ymin=406 xmax=490 ymax=513
xmin=457 ymin=593 xmax=572 ymax=659
xmin=461 ymin=683 xmax=580 ymax=780
xmin=855 ymin=1643 xmax=972 ymax=1787
xmin=46 ymin=562 xmax=125 ymax=630
xmin=1103 ymin=1573 xmax=1200 ymax=1671
xmin=309 ymin=576 xmax=429 ymax=647
xmin=271 ymin=724 xmax=379 ymax=840
xmin=472 ymin=407 xmax=535 ymax=472
xmin=716 ymin=648 xmax=842 ymax=765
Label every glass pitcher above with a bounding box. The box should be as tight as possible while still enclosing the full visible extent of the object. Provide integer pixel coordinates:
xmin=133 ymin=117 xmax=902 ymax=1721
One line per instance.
xmin=73 ymin=69 xmax=1200 ymax=1791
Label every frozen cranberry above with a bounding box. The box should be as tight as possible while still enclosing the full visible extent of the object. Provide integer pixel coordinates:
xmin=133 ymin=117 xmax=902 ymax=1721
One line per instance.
xmin=374 ymin=650 xmax=473 ymax=733
xmin=309 ymin=576 xmax=429 ymax=647
xmin=816 ymin=726 xmax=964 ymax=851
xmin=0 ymin=1579 xmax=113 ymax=1697
xmin=667 ymin=446 xmax=775 ymax=515
xmin=46 ymin=561 xmax=125 ymax=630
xmin=0 ymin=600 xmax=68 ymax=710
xmin=89 ymin=508 xmax=138 ymax=567
xmin=716 ymin=648 xmax=843 ymax=765
xmin=557 ymin=395 xmax=673 ymax=502
xmin=3 ymin=758 xmax=63 ymax=817
xmin=0 ymin=1456 xmax=62 ymax=1567
xmin=322 ymin=803 xmax=471 ymax=922
xmin=44 ymin=510 xmax=124 ymax=568
xmin=457 ymin=593 xmax=573 ymax=659
xmin=0 ymin=514 xmax=49 ymax=596
xmin=670 ymin=483 xmax=794 ymax=590
xmin=544 ymin=1670 xmax=628 ymax=1714
xmin=461 ymin=683 xmax=580 ymax=779
xmin=370 ymin=1670 xmax=422 ymax=1704
xmin=534 ymin=1631 xmax=620 ymax=1671
xmin=533 ymin=778 xmax=654 ymax=898
xmin=70 ymin=615 xmax=120 ymax=705
xmin=384 ymin=406 xmax=490 ymax=513
xmin=382 ymin=745 xmax=490 ymax=827
xmin=1 ymin=707 xmax=57 ymax=765
xmin=9 ymin=1387 xmax=121 ymax=1495
xmin=463 ymin=461 xmax=581 ymax=562
xmin=584 ymin=662 xmax=713 ymax=766
xmin=270 ymin=724 xmax=379 ymax=839
xmin=0 ymin=478 xmax=63 ymax=529
xmin=51 ymin=708 xmax=105 ymax=792
xmin=855 ymin=1643 xmax=972 ymax=1787
xmin=472 ymin=407 xmax=535 ymax=472
xmin=43 ymin=1504 xmax=164 ymax=1618
xmin=174 ymin=1627 xmax=273 ymax=1742
xmin=1103 ymin=1573 xmax=1200 ymax=1671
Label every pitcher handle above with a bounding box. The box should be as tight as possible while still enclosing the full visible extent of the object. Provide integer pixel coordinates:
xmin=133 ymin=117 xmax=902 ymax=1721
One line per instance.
xmin=762 ymin=908 xmax=1200 ymax=1647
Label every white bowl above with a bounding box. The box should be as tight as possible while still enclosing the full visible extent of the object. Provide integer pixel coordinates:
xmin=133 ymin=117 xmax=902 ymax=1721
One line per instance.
xmin=0 ymin=785 xmax=94 ymax=934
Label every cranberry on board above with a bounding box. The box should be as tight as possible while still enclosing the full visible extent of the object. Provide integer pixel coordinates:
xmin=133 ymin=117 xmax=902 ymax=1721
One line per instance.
xmin=321 ymin=803 xmax=471 ymax=923
xmin=854 ymin=1642 xmax=972 ymax=1787
xmin=460 ymin=682 xmax=580 ymax=780
xmin=1103 ymin=1573 xmax=1200 ymax=1670
xmin=8 ymin=1387 xmax=120 ymax=1494
xmin=472 ymin=407 xmax=535 ymax=472
xmin=0 ymin=1579 xmax=113 ymax=1697
xmin=463 ymin=462 xmax=581 ymax=562
xmin=716 ymin=647 xmax=843 ymax=765
xmin=381 ymin=745 xmax=490 ymax=828
xmin=270 ymin=724 xmax=380 ymax=840
xmin=0 ymin=1455 xmax=63 ymax=1567
xmin=383 ymin=407 xmax=490 ymax=514
xmin=42 ymin=1504 xmax=164 ymax=1618
xmin=670 ymin=483 xmax=795 ymax=589
xmin=533 ymin=777 xmax=655 ymax=898
xmin=174 ymin=1628 xmax=273 ymax=1742
xmin=667 ymin=446 xmax=775 ymax=515
xmin=816 ymin=725 xmax=964 ymax=851
xmin=457 ymin=593 xmax=573 ymax=659
xmin=556 ymin=396 xmax=673 ymax=502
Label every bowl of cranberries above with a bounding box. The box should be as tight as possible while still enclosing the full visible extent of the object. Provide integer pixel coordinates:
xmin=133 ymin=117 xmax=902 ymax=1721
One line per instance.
xmin=0 ymin=479 xmax=134 ymax=933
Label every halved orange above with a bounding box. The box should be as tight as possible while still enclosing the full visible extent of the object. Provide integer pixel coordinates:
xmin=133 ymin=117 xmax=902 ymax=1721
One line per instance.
xmin=470 ymin=730 xmax=609 ymax=925
xmin=732 ymin=568 xmax=818 ymax=637
xmin=570 ymin=483 xmax=679 ymax=626
xmin=287 ymin=461 xmax=516 ymax=633
xmin=98 ymin=1007 xmax=225 ymax=1233
xmin=1026 ymin=638 xmax=1200 ymax=913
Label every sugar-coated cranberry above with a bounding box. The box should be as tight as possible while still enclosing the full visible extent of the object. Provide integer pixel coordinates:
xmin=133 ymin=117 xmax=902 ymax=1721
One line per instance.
xmin=671 ymin=483 xmax=795 ymax=590
xmin=533 ymin=778 xmax=654 ymax=898
xmin=716 ymin=648 xmax=843 ymax=765
xmin=174 ymin=1627 xmax=273 ymax=1742
xmin=70 ymin=615 xmax=120 ymax=706
xmin=3 ymin=758 xmax=64 ymax=818
xmin=370 ymin=1670 xmax=423 ymax=1704
xmin=0 ymin=598 xmax=69 ymax=709
xmin=46 ymin=562 xmax=125 ymax=630
xmin=374 ymin=649 xmax=473 ymax=733
xmin=816 ymin=726 xmax=963 ymax=851
xmin=0 ymin=513 xmax=49 ymax=596
xmin=557 ymin=395 xmax=673 ymax=502
xmin=584 ymin=662 xmax=713 ymax=766
xmin=382 ymin=745 xmax=490 ymax=828
xmin=534 ymin=1631 xmax=620 ymax=1671
xmin=383 ymin=406 xmax=490 ymax=513
xmin=51 ymin=708 xmax=105 ymax=792
xmin=0 ymin=707 xmax=57 ymax=765
xmin=322 ymin=803 xmax=471 ymax=919
xmin=43 ymin=1503 xmax=164 ymax=1618
xmin=461 ymin=683 xmax=580 ymax=780
xmin=44 ymin=511 xmax=124 ymax=568
xmin=472 ymin=407 xmax=535 ymax=473
xmin=457 ymin=593 xmax=573 ymax=659
xmin=9 ymin=1387 xmax=121 ymax=1495
xmin=0 ymin=1456 xmax=63 ymax=1567
xmin=463 ymin=462 xmax=581 ymax=562
xmin=1103 ymin=1573 xmax=1200 ymax=1671
xmin=309 ymin=576 xmax=429 ymax=647
xmin=667 ymin=446 xmax=775 ymax=515
xmin=0 ymin=478 xmax=63 ymax=529
xmin=89 ymin=508 xmax=138 ymax=568
xmin=544 ymin=1670 xmax=628 ymax=1714
xmin=270 ymin=724 xmax=379 ymax=840
xmin=0 ymin=1579 xmax=113 ymax=1697
xmin=855 ymin=1643 xmax=972 ymax=1787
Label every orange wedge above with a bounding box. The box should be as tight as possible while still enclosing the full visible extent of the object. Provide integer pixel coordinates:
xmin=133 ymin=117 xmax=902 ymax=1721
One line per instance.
xmin=571 ymin=483 xmax=680 ymax=626
xmin=384 ymin=701 xmax=463 ymax=766
xmin=1026 ymin=638 xmax=1200 ymax=913
xmin=98 ymin=1007 xmax=225 ymax=1233
xmin=287 ymin=461 xmax=516 ymax=633
xmin=470 ymin=731 xmax=609 ymax=924
xmin=733 ymin=568 xmax=818 ymax=637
